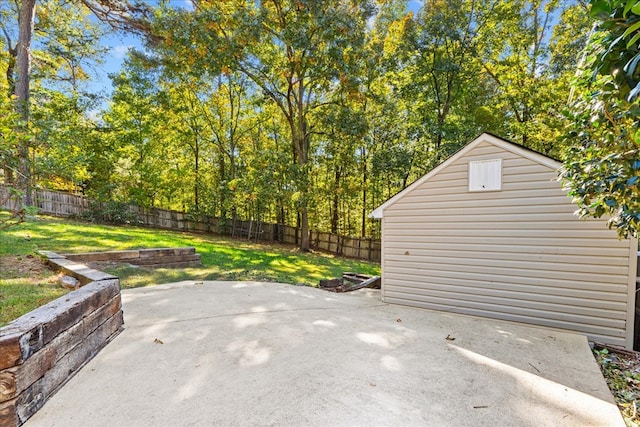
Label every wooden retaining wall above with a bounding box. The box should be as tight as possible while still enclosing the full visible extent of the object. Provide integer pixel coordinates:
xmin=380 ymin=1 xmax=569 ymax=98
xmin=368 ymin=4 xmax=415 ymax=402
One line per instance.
xmin=64 ymin=247 xmax=202 ymax=268
xmin=0 ymin=186 xmax=381 ymax=262
xmin=0 ymin=254 xmax=123 ymax=427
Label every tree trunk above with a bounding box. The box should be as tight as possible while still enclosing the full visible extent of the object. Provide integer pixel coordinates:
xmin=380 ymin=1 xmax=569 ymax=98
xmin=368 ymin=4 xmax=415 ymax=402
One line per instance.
xmin=218 ymin=149 xmax=226 ymax=219
xmin=361 ymin=145 xmax=367 ymax=237
xmin=5 ymin=47 xmax=16 ymax=98
xmin=15 ymin=0 xmax=36 ymax=207
xmin=290 ymin=109 xmax=310 ymax=251
xmin=330 ymin=166 xmax=341 ymax=234
xmin=299 ymin=206 xmax=309 ymax=251
xmin=296 ymin=149 xmax=310 ymax=251
xmin=194 ymin=139 xmax=199 ymax=211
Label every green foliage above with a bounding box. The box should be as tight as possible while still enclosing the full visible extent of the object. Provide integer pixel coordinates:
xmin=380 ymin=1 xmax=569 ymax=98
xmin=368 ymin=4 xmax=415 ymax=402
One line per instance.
xmin=0 ymin=0 xmax=600 ymax=241
xmin=81 ymin=200 xmax=138 ymax=225
xmin=476 ymin=0 xmax=590 ymax=153
xmin=101 ymin=57 xmax=168 ymax=206
xmin=154 ymin=0 xmax=376 ymax=248
xmin=561 ymin=0 xmax=640 ymax=239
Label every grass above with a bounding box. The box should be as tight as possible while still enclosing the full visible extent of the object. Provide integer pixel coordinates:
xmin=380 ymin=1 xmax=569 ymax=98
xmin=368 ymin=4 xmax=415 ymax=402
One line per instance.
xmin=0 ymin=254 xmax=67 ymax=326
xmin=0 ymin=212 xmax=380 ymax=325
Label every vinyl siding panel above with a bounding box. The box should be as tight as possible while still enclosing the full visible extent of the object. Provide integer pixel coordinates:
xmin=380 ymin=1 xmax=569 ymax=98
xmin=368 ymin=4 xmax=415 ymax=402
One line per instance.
xmin=381 ymin=139 xmax=634 ymax=348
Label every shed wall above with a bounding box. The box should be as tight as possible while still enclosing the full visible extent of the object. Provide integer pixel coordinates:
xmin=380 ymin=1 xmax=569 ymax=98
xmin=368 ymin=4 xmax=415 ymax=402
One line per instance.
xmin=382 ymin=140 xmax=635 ymax=347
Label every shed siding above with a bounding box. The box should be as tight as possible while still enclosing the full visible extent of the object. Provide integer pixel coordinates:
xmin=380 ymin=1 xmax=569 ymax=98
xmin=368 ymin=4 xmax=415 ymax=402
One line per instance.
xmin=382 ymin=140 xmax=634 ymax=347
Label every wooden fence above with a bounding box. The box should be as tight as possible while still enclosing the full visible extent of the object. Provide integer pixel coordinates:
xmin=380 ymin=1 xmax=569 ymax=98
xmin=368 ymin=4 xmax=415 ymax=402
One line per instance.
xmin=0 ymin=186 xmax=381 ymax=262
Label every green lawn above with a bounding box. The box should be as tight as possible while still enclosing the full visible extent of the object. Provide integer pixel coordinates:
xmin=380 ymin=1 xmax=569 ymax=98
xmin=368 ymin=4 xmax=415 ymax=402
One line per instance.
xmin=0 ymin=212 xmax=380 ymax=325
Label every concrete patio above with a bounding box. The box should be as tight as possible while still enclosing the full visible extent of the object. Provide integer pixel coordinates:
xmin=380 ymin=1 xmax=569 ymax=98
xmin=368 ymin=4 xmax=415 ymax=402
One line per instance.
xmin=26 ymin=281 xmax=623 ymax=426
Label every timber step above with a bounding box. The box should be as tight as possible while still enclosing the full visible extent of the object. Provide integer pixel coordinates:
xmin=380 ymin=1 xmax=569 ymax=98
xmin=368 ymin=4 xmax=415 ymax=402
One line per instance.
xmin=64 ymin=247 xmax=202 ymax=269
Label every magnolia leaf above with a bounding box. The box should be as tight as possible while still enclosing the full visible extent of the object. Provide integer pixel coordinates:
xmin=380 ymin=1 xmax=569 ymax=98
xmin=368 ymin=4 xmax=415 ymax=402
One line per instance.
xmin=624 ymin=0 xmax=633 ymax=16
xmin=624 ymin=52 xmax=640 ymax=77
xmin=628 ymin=82 xmax=640 ymax=101
xmin=591 ymin=0 xmax=612 ymax=19
xmin=622 ymin=20 xmax=640 ymax=40
xmin=627 ymin=31 xmax=640 ymax=49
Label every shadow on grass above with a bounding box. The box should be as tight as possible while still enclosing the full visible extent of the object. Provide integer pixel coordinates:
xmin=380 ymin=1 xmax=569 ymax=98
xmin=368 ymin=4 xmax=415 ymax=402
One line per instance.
xmin=2 ymin=216 xmax=379 ymax=288
xmin=108 ymin=244 xmax=379 ymax=288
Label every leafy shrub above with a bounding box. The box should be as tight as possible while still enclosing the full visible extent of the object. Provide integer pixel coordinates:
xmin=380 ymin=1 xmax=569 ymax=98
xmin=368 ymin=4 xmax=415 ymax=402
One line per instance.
xmin=82 ymin=200 xmax=138 ymax=225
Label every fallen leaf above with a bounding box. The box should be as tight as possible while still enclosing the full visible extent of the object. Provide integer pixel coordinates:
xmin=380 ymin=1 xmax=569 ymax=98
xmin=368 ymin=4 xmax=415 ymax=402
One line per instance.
xmin=445 ymin=334 xmax=455 ymax=341
xmin=154 ymin=338 xmax=164 ymax=344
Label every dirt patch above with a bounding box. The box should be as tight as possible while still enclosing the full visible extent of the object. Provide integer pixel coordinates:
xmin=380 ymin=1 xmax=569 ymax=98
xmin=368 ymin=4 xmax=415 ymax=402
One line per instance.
xmin=1 ymin=255 xmax=57 ymax=280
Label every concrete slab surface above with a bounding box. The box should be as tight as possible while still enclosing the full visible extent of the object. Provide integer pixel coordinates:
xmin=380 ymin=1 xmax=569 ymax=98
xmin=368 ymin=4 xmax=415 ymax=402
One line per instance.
xmin=26 ymin=281 xmax=623 ymax=427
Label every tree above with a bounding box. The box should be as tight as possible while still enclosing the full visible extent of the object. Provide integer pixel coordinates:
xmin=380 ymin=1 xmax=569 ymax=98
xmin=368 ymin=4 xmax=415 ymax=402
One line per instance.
xmin=561 ymin=0 xmax=640 ymax=238
xmin=5 ymin=0 xmax=153 ymax=206
xmin=403 ymin=0 xmax=492 ymax=162
xmin=476 ymin=0 xmax=591 ymax=153
xmin=156 ymin=0 xmax=374 ymax=250
xmin=102 ymin=57 xmax=166 ymax=206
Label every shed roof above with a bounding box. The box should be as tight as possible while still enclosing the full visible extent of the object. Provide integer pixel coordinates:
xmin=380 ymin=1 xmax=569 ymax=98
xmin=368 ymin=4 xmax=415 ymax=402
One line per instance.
xmin=369 ymin=133 xmax=562 ymax=219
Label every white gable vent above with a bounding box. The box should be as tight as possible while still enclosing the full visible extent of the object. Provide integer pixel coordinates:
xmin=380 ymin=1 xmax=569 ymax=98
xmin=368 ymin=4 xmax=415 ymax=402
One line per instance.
xmin=468 ymin=159 xmax=502 ymax=192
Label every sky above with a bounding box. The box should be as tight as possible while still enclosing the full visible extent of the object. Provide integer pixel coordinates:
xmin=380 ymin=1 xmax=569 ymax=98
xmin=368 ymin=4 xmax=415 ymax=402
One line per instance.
xmin=90 ymin=0 xmax=194 ymax=100
xmin=93 ymin=32 xmax=136 ymax=97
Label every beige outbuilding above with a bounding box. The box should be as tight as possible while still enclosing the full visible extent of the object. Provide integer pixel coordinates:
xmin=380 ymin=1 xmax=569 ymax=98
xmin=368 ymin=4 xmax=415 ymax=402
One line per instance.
xmin=370 ymin=133 xmax=638 ymax=349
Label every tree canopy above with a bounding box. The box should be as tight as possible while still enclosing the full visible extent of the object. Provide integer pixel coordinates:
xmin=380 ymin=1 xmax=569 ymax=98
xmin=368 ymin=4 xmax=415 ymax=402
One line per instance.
xmin=4 ymin=0 xmax=636 ymax=245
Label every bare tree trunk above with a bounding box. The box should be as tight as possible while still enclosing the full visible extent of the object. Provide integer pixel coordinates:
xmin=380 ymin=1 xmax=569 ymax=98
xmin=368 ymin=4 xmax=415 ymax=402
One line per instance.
xmin=296 ymin=157 xmax=310 ymax=251
xmin=194 ymin=139 xmax=199 ymax=211
xmin=361 ymin=146 xmax=367 ymax=237
xmin=15 ymin=0 xmax=36 ymax=207
xmin=299 ymin=207 xmax=309 ymax=251
xmin=290 ymin=110 xmax=310 ymax=251
xmin=218 ymin=150 xmax=227 ymax=219
xmin=330 ymin=166 xmax=341 ymax=234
